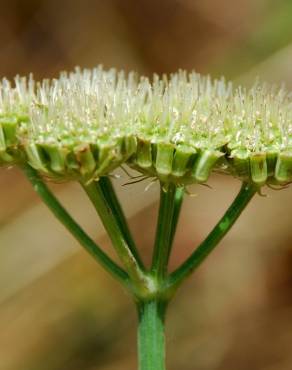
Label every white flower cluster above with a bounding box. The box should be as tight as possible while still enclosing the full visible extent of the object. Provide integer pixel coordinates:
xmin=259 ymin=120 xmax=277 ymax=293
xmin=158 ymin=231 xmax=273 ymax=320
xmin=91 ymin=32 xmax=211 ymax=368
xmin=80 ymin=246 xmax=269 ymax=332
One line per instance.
xmin=0 ymin=66 xmax=291 ymax=185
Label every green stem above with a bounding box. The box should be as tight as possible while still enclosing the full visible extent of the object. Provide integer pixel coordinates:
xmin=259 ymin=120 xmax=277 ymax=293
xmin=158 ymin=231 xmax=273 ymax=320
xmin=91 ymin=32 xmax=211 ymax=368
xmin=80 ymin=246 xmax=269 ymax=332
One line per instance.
xmin=137 ymin=300 xmax=167 ymax=370
xmin=151 ymin=183 xmax=177 ymax=280
xmin=99 ymin=176 xmax=144 ymax=268
xmin=168 ymin=187 xmax=184 ymax=256
xmin=81 ymin=180 xmax=149 ymax=293
xmin=168 ymin=182 xmax=256 ymax=290
xmin=22 ymin=164 xmax=129 ymax=287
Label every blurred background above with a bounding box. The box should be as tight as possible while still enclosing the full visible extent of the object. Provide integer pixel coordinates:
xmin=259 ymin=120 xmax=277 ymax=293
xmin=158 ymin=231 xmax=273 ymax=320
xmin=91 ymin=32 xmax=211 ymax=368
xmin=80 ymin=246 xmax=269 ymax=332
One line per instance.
xmin=1 ymin=0 xmax=292 ymax=369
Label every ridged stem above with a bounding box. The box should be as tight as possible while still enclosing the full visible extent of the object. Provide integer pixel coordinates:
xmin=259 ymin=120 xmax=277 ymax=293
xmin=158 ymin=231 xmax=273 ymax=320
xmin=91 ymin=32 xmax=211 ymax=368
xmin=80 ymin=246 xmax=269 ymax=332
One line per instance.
xmin=98 ymin=176 xmax=144 ymax=268
xmin=167 ymin=182 xmax=256 ymax=290
xmin=137 ymin=300 xmax=167 ymax=370
xmin=22 ymin=164 xmax=130 ymax=287
xmin=151 ymin=183 xmax=178 ymax=280
xmin=81 ymin=180 xmax=150 ymax=295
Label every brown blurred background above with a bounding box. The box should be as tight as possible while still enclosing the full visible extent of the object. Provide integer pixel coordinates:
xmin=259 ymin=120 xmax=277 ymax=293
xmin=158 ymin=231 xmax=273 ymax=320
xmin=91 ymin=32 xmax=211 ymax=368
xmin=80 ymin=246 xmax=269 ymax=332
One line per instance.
xmin=1 ymin=0 xmax=292 ymax=369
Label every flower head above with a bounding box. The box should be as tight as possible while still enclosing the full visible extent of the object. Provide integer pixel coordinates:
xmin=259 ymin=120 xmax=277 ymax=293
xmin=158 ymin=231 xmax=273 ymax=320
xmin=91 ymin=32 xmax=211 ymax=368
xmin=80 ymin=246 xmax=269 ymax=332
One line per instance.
xmin=0 ymin=66 xmax=291 ymax=186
